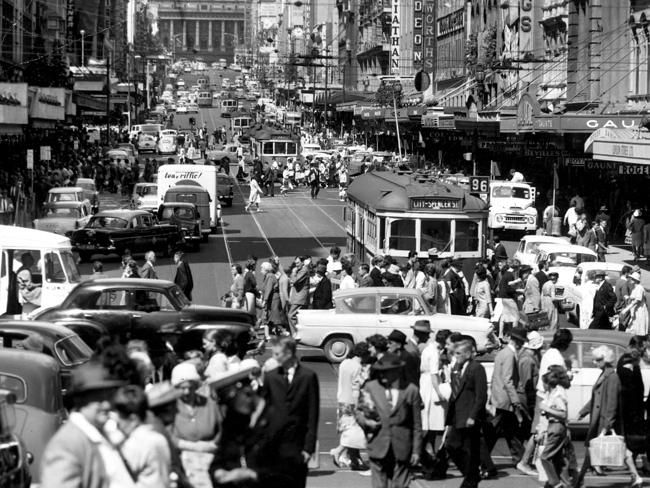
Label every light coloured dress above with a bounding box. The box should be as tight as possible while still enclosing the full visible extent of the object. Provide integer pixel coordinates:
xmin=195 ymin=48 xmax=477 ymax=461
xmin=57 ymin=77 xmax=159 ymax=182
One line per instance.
xmin=419 ymin=341 xmax=446 ymax=431
xmin=541 ymin=280 xmax=559 ymax=330
xmin=474 ymin=280 xmax=492 ymax=318
xmin=629 ymin=283 xmax=649 ymax=335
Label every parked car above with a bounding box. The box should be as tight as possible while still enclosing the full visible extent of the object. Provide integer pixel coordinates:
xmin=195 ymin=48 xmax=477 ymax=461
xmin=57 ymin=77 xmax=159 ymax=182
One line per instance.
xmin=295 ymin=287 xmax=498 ymax=362
xmin=216 ymin=173 xmax=234 ymax=207
xmin=158 ymin=135 xmax=177 ymax=155
xmin=553 ymin=262 xmax=624 ymax=328
xmin=33 ymin=278 xmax=258 ymax=357
xmin=70 ymin=209 xmax=185 ymax=261
xmin=176 ymin=104 xmax=188 ymax=114
xmin=187 ymin=102 xmax=199 ymax=113
xmin=478 ymin=329 xmax=646 ymax=430
xmin=157 ymin=202 xmax=202 ymax=250
xmin=0 ymin=349 xmax=66 ymax=484
xmin=131 ymin=182 xmax=158 ymax=211
xmin=137 ymin=134 xmax=158 ymax=153
xmin=512 ymin=235 xmax=568 ymax=267
xmin=75 ymin=178 xmax=100 ymax=213
xmin=534 ymin=243 xmax=598 ymax=285
xmin=46 ymin=187 xmax=91 ymax=216
xmin=0 ymin=388 xmax=31 ymax=488
xmin=33 ymin=201 xmax=92 ymax=236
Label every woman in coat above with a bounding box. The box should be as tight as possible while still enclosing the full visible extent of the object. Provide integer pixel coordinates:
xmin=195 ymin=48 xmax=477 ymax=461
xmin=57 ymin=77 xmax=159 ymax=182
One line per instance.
xmin=628 ymin=210 xmax=645 ymax=261
xmin=575 ymin=346 xmax=642 ymax=487
xmin=623 ymin=272 xmax=649 ymax=335
xmin=540 ymin=272 xmax=560 ymax=330
xmin=260 ymin=261 xmax=287 ymax=334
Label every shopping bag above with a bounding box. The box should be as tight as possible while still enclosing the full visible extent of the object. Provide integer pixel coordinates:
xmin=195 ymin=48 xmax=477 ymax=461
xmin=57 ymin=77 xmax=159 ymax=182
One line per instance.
xmin=308 ymin=440 xmax=320 ymax=469
xmin=588 ymin=431 xmax=626 ymax=467
xmin=533 ymin=435 xmax=548 ymax=483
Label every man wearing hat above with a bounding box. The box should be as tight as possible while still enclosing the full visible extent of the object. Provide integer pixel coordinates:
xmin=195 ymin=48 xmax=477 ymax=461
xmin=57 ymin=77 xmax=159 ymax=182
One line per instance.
xmin=407 ymin=320 xmax=432 ymax=356
xmin=445 ymin=258 xmax=468 ymax=315
xmin=487 ymin=327 xmax=527 ymax=466
xmin=355 ymin=353 xmax=422 ymax=488
xmin=41 ymin=361 xmax=133 ymax=488
xmin=589 ymin=269 xmax=616 ymax=329
xmin=387 ymin=329 xmax=420 ymax=386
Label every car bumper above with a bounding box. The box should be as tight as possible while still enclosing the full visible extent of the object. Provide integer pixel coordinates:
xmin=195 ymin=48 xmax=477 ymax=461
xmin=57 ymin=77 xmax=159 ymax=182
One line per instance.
xmin=73 ymin=244 xmax=116 ymax=254
xmin=490 ymin=223 xmax=537 ymax=231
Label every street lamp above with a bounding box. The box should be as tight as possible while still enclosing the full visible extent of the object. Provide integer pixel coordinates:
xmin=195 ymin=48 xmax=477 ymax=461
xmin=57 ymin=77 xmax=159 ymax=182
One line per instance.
xmin=80 ymin=29 xmax=85 ymax=67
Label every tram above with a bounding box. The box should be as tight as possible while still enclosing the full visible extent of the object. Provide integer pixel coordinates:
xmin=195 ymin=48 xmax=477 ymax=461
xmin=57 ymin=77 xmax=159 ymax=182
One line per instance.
xmin=345 ymin=171 xmax=489 ymax=274
xmin=249 ymin=125 xmax=299 ymax=164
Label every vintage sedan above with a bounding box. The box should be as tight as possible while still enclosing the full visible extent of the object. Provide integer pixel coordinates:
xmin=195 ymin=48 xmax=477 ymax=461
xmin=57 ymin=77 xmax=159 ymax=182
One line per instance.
xmin=137 ymin=134 xmax=158 ymax=153
xmin=216 ymin=172 xmax=234 ymax=207
xmin=512 ymin=235 xmax=568 ymax=267
xmin=70 ymin=209 xmax=185 ymax=261
xmin=33 ymin=201 xmax=92 ymax=236
xmin=75 ymin=178 xmax=100 ymax=212
xmin=0 ymin=349 xmax=66 ymax=484
xmin=157 ymin=202 xmax=202 ymax=250
xmin=0 ymin=389 xmax=31 ymax=488
xmin=33 ymin=278 xmax=257 ymax=356
xmin=158 ymin=135 xmax=177 ymax=155
xmin=46 ymin=187 xmax=92 ymax=216
xmin=131 ymin=182 xmax=158 ymax=212
xmin=295 ymin=287 xmax=497 ymax=362
xmin=534 ymin=243 xmax=598 ymax=285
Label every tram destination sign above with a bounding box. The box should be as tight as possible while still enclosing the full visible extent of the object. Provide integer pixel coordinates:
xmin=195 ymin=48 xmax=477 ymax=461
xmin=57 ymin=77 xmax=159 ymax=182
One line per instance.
xmin=410 ymin=197 xmax=460 ymax=210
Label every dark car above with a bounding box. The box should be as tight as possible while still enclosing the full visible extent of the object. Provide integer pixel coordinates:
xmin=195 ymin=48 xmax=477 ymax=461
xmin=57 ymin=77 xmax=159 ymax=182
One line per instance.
xmin=70 ymin=209 xmax=185 ymax=262
xmin=33 ymin=278 xmax=258 ymax=357
xmin=157 ymin=202 xmax=202 ymax=250
xmin=0 ymin=389 xmax=31 ymax=488
xmin=0 ymin=321 xmax=92 ymax=390
xmin=216 ymin=173 xmax=234 ymax=207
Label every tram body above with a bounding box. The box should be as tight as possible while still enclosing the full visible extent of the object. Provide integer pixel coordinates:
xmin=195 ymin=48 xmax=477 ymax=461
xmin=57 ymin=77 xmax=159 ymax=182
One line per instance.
xmin=250 ymin=127 xmax=299 ymax=165
xmin=345 ymin=171 xmax=489 ymax=275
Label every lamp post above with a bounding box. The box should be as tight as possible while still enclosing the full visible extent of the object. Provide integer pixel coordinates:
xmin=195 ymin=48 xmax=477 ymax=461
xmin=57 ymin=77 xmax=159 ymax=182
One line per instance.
xmin=80 ymin=29 xmax=85 ymax=66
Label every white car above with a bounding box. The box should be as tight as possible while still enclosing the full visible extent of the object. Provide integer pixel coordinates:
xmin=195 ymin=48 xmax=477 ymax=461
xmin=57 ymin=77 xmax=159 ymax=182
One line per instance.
xmin=177 ymin=105 xmax=188 ymax=113
xmin=513 ymin=235 xmax=569 ymax=267
xmin=157 ymin=136 xmax=177 ymax=155
xmin=302 ymin=143 xmax=322 ymax=158
xmin=534 ymin=243 xmax=598 ymax=285
xmin=137 ymin=134 xmax=157 ymax=153
xmin=161 ymin=129 xmax=178 ymax=138
xmin=187 ymin=103 xmax=199 ymax=113
xmin=295 ymin=287 xmax=498 ymax=362
xmin=131 ymin=183 xmax=158 ymax=211
xmin=33 ymin=201 xmax=92 ymax=235
xmin=554 ymin=261 xmax=624 ymax=329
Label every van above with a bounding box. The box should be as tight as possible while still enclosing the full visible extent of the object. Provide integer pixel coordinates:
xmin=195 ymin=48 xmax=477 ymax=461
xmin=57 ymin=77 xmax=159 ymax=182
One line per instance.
xmin=157 ymin=164 xmax=221 ymax=233
xmin=164 ymin=184 xmax=215 ymax=241
xmin=0 ymin=226 xmax=82 ymax=316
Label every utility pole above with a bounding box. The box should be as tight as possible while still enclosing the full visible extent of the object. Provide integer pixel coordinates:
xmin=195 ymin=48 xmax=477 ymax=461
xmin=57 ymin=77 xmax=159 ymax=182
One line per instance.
xmin=106 ymin=41 xmax=111 ymax=146
xmin=324 ymin=48 xmax=328 ymax=127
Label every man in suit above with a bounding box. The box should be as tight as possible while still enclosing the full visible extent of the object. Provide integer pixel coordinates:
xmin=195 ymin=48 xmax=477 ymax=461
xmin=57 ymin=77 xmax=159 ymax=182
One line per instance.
xmin=369 ymin=256 xmax=385 ymax=287
xmin=358 ymin=263 xmax=373 ymax=287
xmin=173 ymin=251 xmax=194 ymax=301
xmin=445 ymin=258 xmax=468 ymax=315
xmin=140 ymin=251 xmax=158 ymax=279
xmin=407 ymin=320 xmax=431 ymax=356
xmin=492 ymin=236 xmax=508 ymax=262
xmin=387 ymin=329 xmax=420 ymax=386
xmin=446 ymin=339 xmax=488 ymax=488
xmin=263 ymin=337 xmax=319 ymax=488
xmin=288 ymin=256 xmax=312 ymax=334
xmin=41 ymin=361 xmax=130 ymax=488
xmin=535 ymin=260 xmax=549 ymax=292
xmin=589 ymin=270 xmax=616 ymax=329
xmin=355 ymin=353 xmax=422 ymax=488
xmin=488 ymin=327 xmax=526 ymax=465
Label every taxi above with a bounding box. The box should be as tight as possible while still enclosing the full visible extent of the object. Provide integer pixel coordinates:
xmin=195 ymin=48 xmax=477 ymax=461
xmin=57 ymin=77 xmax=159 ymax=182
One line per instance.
xmin=33 ymin=201 xmax=92 ymax=236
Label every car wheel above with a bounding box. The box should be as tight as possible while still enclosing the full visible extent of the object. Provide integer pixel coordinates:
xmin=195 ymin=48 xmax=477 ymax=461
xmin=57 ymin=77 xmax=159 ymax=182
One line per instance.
xmin=202 ymin=233 xmax=209 ymax=243
xmin=322 ymin=336 xmax=354 ymax=363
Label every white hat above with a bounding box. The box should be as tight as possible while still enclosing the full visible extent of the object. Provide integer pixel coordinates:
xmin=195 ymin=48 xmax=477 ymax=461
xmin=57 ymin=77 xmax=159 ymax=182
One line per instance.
xmin=630 ymin=271 xmax=642 ymax=283
xmin=634 ymin=210 xmax=641 ymax=218
xmin=524 ymin=331 xmax=544 ymax=350
xmin=170 ymin=361 xmax=201 ymax=387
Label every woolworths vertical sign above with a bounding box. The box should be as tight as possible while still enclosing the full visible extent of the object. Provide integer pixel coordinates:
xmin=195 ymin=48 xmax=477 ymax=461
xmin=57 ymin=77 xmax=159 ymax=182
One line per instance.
xmin=390 ymin=0 xmax=400 ymax=74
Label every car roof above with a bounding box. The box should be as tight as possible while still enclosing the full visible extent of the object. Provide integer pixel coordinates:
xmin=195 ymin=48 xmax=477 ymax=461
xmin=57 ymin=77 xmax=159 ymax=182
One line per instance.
xmin=0 ymin=225 xmax=71 ymax=247
xmin=333 ymin=287 xmax=420 ymax=298
xmin=76 ymin=277 xmax=176 ymax=290
xmin=0 ymin=348 xmax=60 ymax=372
xmin=537 ymin=243 xmax=597 ymax=255
xmin=160 ymin=202 xmax=195 ymax=208
xmin=76 ymin=178 xmax=94 ymax=184
xmin=49 ymin=187 xmax=83 ymax=193
xmin=540 ymin=329 xmax=633 ymax=347
xmin=44 ymin=201 xmax=85 ymax=208
xmin=520 ymin=235 xmax=568 ymax=244
xmin=167 ymin=185 xmax=208 ymax=193
xmin=0 ymin=320 xmax=76 ymax=338
xmin=93 ymin=209 xmax=152 ymax=218
xmin=576 ymin=262 xmax=624 ymax=271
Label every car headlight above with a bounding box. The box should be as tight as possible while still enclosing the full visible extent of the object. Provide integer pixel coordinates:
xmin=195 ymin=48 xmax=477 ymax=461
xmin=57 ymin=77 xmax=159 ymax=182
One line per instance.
xmin=495 ymin=215 xmax=504 ymax=223
xmin=527 ymin=216 xmax=535 ymax=224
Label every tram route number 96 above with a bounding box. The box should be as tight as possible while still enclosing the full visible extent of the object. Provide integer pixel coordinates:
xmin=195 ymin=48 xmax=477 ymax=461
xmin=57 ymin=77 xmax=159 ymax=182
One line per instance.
xmin=469 ymin=176 xmax=489 ymax=193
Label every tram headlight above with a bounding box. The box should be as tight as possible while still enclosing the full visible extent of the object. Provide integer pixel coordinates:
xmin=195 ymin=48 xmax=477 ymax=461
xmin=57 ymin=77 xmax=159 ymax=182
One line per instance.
xmin=495 ymin=214 xmax=504 ymax=223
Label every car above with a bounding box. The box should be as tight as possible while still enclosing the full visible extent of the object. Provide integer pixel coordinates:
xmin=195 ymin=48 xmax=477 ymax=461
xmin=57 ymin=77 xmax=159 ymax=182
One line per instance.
xmin=116 ymin=143 xmax=138 ymax=164
xmin=106 ymin=149 xmax=131 ymax=167
xmin=157 ymin=202 xmax=202 ymax=250
xmin=187 ymin=102 xmax=199 ymax=113
xmin=158 ymin=135 xmax=177 ymax=155
xmin=75 ymin=178 xmax=100 ymax=212
xmin=137 ymin=134 xmax=158 ymax=153
xmin=206 ymin=144 xmax=240 ymax=166
xmin=216 ymin=173 xmax=234 ymax=207
xmin=533 ymin=243 xmax=598 ymax=285
xmin=176 ymin=104 xmax=188 ymax=113
xmin=0 ymin=349 xmax=66 ymax=485
xmin=161 ymin=129 xmax=178 ymax=138
xmin=131 ymin=182 xmax=158 ymax=211
xmin=512 ymin=235 xmax=569 ymax=267
xmin=0 ymin=320 xmax=92 ymax=390
xmin=33 ymin=278 xmax=258 ymax=357
xmin=0 ymin=388 xmax=31 ymax=488
xmin=553 ymin=261 xmax=625 ymax=328
xmin=295 ymin=287 xmax=498 ymax=362
xmin=46 ymin=187 xmax=91 ymax=215
xmin=69 ymin=209 xmax=185 ymax=261
xmin=33 ymin=201 xmax=92 ymax=236
xmin=478 ymin=329 xmax=648 ymax=430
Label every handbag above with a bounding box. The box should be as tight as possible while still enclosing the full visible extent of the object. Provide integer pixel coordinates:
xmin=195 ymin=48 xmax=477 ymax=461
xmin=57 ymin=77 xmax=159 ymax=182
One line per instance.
xmin=588 ymin=430 xmax=626 ymax=467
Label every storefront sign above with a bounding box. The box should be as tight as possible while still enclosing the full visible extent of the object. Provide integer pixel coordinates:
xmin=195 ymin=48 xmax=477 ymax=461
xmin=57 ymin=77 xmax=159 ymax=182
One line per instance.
xmin=40 ymin=146 xmax=51 ymax=161
xmin=390 ymin=0 xmax=401 ymax=74
xmin=30 ymin=87 xmax=65 ymax=120
xmin=66 ymin=0 xmax=75 ymax=47
xmin=410 ymin=198 xmax=460 ymax=210
xmin=421 ymin=113 xmax=454 ymax=128
xmin=619 ymin=164 xmax=650 ymax=175
xmin=564 ymin=157 xmax=590 ymax=167
xmin=0 ymin=83 xmax=28 ymax=125
xmin=561 ymin=115 xmax=643 ymax=133
xmin=361 ymin=108 xmax=384 ymax=119
xmin=592 ymin=138 xmax=650 ymax=165
xmin=437 ymin=8 xmax=464 ymax=37
xmin=422 ymin=0 xmax=435 ymax=71
xmin=413 ymin=0 xmax=423 ymax=70
xmin=26 ymin=150 xmax=33 ymax=170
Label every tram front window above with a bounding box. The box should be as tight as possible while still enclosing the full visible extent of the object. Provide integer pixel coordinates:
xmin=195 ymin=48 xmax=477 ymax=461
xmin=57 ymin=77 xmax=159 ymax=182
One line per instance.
xmin=455 ymin=221 xmax=480 ymax=252
xmin=389 ymin=219 xmax=416 ymax=251
xmin=420 ymin=220 xmax=451 ymax=254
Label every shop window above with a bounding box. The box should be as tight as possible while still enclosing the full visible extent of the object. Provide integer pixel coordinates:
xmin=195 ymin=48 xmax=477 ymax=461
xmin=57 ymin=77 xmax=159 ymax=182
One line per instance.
xmin=420 ymin=220 xmax=451 ymax=254
xmin=388 ymin=219 xmax=416 ymax=252
xmin=455 ymin=221 xmax=480 ymax=253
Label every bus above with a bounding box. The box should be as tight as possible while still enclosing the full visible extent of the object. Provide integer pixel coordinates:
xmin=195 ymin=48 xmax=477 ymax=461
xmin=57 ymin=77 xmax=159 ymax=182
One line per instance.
xmin=250 ymin=126 xmax=299 ymax=164
xmin=197 ymin=91 xmax=212 ymax=107
xmin=345 ymin=170 xmax=489 ymax=276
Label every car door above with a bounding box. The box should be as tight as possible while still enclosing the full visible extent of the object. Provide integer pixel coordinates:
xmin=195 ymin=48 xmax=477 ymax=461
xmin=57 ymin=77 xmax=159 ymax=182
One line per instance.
xmin=131 ymin=215 xmax=149 ymax=252
xmin=333 ymin=292 xmax=380 ymax=341
xmin=68 ymin=288 xmax=134 ymax=338
xmin=130 ymin=289 xmax=180 ymax=335
xmin=378 ymin=293 xmax=424 ymax=334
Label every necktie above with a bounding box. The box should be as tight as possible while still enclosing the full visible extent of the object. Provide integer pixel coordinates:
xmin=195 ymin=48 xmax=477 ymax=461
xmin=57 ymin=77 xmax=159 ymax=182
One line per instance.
xmin=386 ymin=389 xmax=393 ymax=408
xmin=451 ymin=365 xmax=462 ymax=398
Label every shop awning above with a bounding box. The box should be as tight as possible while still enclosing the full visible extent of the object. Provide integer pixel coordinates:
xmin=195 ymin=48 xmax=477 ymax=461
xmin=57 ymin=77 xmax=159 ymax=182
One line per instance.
xmin=585 ymin=127 xmax=650 ymax=164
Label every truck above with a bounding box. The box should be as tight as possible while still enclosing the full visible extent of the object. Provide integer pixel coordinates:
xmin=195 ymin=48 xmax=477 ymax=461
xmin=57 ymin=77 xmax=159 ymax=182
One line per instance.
xmin=157 ymin=164 xmax=221 ymax=233
xmin=487 ymin=180 xmax=537 ymax=233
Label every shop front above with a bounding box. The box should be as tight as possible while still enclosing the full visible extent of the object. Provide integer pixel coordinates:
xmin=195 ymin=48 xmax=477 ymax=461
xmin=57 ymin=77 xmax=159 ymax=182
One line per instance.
xmin=29 ymin=87 xmax=65 ymax=128
xmin=0 ymin=82 xmax=28 ymax=135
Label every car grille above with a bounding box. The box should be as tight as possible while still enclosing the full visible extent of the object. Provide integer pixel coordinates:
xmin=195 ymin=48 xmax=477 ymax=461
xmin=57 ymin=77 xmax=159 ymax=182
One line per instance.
xmin=505 ymin=214 xmax=527 ymax=224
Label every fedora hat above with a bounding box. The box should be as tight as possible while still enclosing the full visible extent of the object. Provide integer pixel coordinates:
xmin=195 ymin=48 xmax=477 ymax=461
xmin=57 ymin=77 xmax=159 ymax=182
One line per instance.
xmin=371 ymin=353 xmax=404 ymax=371
xmin=68 ymin=361 xmax=125 ymax=396
xmin=146 ymin=381 xmax=181 ymax=408
xmin=509 ymin=327 xmax=528 ymax=344
xmin=411 ymin=320 xmax=432 ymax=334
xmin=387 ymin=329 xmax=407 ymax=345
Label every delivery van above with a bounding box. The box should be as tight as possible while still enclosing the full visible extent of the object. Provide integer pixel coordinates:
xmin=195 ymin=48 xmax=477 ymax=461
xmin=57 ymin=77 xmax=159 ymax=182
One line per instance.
xmin=164 ymin=185 xmax=212 ymax=242
xmin=157 ymin=165 xmax=221 ymax=233
xmin=0 ymin=226 xmax=82 ymax=316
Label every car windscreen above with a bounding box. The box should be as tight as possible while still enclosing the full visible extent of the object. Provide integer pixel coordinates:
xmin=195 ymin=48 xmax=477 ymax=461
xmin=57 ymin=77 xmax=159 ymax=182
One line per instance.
xmin=548 ymin=252 xmax=596 ymax=267
xmin=87 ymin=216 xmax=129 ymax=229
xmin=136 ymin=185 xmax=156 ymax=196
xmin=160 ymin=136 xmax=175 ymax=144
xmin=492 ymin=186 xmax=530 ymax=199
xmin=45 ymin=207 xmax=81 ymax=218
xmin=161 ymin=207 xmax=194 ymax=219
xmin=55 ymin=335 xmax=93 ymax=366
